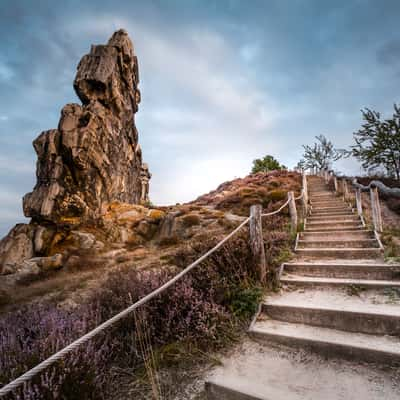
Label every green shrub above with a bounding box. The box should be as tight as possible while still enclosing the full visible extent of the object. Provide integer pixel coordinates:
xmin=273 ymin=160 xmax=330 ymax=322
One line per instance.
xmin=267 ymin=190 xmax=287 ymax=202
xmin=227 ymin=286 xmax=263 ymax=319
xmin=182 ymin=213 xmax=201 ymax=227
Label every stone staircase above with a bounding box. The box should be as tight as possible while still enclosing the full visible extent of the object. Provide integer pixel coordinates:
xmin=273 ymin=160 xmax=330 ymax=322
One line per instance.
xmin=206 ymin=176 xmax=400 ymax=399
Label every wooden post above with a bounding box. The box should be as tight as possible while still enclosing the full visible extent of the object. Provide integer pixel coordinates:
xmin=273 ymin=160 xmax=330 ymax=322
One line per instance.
xmin=250 ymin=204 xmax=266 ymax=282
xmin=333 ymin=176 xmax=338 ymax=193
xmin=369 ymin=187 xmax=382 ymax=232
xmin=370 ymin=187 xmax=383 ymax=232
xmin=342 ymin=179 xmax=349 ymax=201
xmin=324 ymin=169 xmax=328 ymax=184
xmin=355 ymin=188 xmax=363 ymax=217
xmin=375 ymin=188 xmax=383 ymax=232
xmin=288 ymin=191 xmax=298 ymax=234
xmin=302 ymin=173 xmax=308 ymax=215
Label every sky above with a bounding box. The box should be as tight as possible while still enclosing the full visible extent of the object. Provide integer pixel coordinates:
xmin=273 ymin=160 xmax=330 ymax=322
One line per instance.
xmin=1 ymin=0 xmax=400 ymax=237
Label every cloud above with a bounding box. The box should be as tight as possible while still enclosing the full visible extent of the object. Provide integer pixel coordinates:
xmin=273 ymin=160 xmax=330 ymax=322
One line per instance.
xmin=68 ymin=15 xmax=283 ymax=203
xmin=376 ymin=39 xmax=400 ymax=67
xmin=0 ymin=62 xmax=15 ymax=81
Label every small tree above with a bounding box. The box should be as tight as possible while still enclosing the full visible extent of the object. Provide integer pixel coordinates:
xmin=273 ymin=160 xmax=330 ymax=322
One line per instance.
xmin=251 ymin=155 xmax=287 ymax=174
xmin=299 ymin=134 xmax=343 ymax=171
xmin=350 ymin=104 xmax=400 ymax=180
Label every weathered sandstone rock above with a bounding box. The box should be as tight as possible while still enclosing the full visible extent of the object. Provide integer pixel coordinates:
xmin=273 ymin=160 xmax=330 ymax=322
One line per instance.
xmin=1 ymin=30 xmax=152 ymax=275
xmin=23 ymin=29 xmax=150 ymax=226
xmin=0 ymin=224 xmax=34 ymax=274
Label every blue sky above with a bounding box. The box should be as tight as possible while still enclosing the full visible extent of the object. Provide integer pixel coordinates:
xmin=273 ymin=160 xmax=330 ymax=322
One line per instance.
xmin=1 ymin=0 xmax=400 ymax=237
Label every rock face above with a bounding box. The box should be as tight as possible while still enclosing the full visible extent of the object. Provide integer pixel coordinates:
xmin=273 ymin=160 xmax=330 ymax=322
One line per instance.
xmin=23 ymin=29 xmax=149 ymax=226
xmin=0 ymin=224 xmax=34 ymax=274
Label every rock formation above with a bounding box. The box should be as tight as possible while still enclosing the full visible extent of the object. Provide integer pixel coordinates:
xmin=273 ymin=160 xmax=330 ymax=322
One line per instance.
xmin=140 ymin=163 xmax=152 ymax=203
xmin=1 ymin=30 xmax=151 ymax=274
xmin=23 ymin=29 xmax=149 ymax=226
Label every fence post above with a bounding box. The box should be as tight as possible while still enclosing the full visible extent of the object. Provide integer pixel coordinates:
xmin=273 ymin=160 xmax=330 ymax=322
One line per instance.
xmin=288 ymin=191 xmax=298 ymax=234
xmin=369 ymin=187 xmax=383 ymax=232
xmin=355 ymin=188 xmax=363 ymax=217
xmin=370 ymin=187 xmax=383 ymax=232
xmin=302 ymin=173 xmax=308 ymax=215
xmin=324 ymin=169 xmax=328 ymax=184
xmin=250 ymin=204 xmax=266 ymax=282
xmin=342 ymin=179 xmax=349 ymax=201
xmin=333 ymin=176 xmax=338 ymax=193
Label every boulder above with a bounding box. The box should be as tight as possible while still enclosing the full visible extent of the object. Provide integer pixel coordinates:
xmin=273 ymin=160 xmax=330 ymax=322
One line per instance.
xmin=0 ymin=224 xmax=34 ymax=273
xmin=71 ymin=231 xmax=97 ymax=249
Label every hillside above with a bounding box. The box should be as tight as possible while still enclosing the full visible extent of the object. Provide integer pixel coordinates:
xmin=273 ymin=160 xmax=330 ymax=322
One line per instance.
xmin=0 ymin=169 xmax=300 ymax=311
xmin=0 ymin=168 xmax=301 ymax=399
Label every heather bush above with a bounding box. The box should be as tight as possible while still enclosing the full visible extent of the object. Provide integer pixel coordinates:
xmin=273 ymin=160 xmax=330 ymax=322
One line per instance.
xmin=0 ymin=302 xmax=112 ymax=400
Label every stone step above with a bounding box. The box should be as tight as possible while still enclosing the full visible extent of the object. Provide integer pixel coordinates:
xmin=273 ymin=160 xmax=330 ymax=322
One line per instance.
xmin=295 ymin=248 xmax=382 ymax=259
xmin=250 ymin=319 xmax=400 ymax=365
xmin=310 ymin=193 xmax=337 ymax=198
xmin=311 ymin=206 xmax=352 ymax=213
xmin=282 ymin=262 xmax=400 ymax=280
xmin=262 ymin=302 xmax=400 ymax=336
xmin=300 ymin=230 xmax=375 ymax=240
xmin=309 ymin=194 xmax=338 ymax=199
xmin=310 ymin=192 xmax=334 ymax=196
xmin=297 ymin=239 xmax=379 ymax=249
xmin=205 ymin=338 xmax=400 ymax=400
xmin=304 ymin=226 xmax=365 ymax=233
xmin=307 ymin=215 xmax=357 ymax=222
xmin=280 ymin=275 xmax=397 ymax=288
xmin=311 ymin=209 xmax=353 ymax=215
xmin=310 ymin=201 xmax=347 ymax=207
xmin=307 ymin=215 xmax=359 ymax=223
xmin=308 ymin=210 xmax=356 ymax=217
xmin=306 ymin=217 xmax=360 ymax=226
xmin=305 ymin=221 xmax=362 ymax=230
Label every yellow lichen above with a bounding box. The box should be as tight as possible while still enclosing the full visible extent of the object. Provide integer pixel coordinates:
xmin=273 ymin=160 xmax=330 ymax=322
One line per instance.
xmin=58 ymin=216 xmax=81 ymax=225
xmin=147 ymin=209 xmax=166 ymax=221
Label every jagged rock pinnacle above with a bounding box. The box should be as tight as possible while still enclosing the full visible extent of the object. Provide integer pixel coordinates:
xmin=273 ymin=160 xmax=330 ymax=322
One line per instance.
xmin=23 ymin=29 xmax=149 ymax=226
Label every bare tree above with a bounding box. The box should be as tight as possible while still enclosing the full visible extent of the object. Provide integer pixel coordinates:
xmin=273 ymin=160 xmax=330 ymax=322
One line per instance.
xmin=298 ymin=135 xmax=343 ymax=171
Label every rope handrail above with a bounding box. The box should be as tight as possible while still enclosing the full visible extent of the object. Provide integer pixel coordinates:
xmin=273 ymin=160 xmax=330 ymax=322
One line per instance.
xmin=261 ymin=189 xmax=303 ymax=218
xmin=351 ymin=179 xmax=400 ymax=198
xmin=295 ymin=189 xmax=304 ymax=201
xmin=261 ymin=197 xmax=291 ymax=217
xmin=320 ymin=170 xmax=386 ymax=232
xmin=0 ymin=217 xmax=250 ymax=397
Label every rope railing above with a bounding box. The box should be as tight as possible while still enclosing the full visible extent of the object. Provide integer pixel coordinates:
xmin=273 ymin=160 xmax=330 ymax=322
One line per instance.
xmin=1 ymin=218 xmax=249 ymax=397
xmin=0 ymin=174 xmax=308 ymax=397
xmin=295 ymin=189 xmax=304 ymax=201
xmin=316 ymin=168 xmax=388 ymax=233
xmin=352 ymin=179 xmax=400 ymax=198
xmin=261 ymin=197 xmax=291 ymax=217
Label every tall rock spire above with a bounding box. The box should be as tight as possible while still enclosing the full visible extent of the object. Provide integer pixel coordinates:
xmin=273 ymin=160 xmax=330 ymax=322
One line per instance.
xmin=23 ymin=30 xmax=149 ymax=226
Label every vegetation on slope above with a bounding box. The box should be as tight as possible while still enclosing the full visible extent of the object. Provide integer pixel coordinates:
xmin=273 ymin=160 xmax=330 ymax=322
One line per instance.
xmin=0 ymin=170 xmax=300 ymax=399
